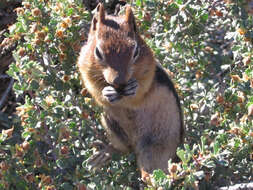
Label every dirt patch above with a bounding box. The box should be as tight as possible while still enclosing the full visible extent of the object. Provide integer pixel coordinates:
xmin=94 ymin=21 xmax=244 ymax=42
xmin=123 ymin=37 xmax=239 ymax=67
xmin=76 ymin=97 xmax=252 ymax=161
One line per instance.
xmin=0 ymin=0 xmax=21 ymax=129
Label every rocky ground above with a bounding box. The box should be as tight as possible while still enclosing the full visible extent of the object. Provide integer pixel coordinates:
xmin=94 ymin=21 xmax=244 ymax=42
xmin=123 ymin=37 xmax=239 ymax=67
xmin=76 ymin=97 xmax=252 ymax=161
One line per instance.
xmin=0 ymin=0 xmax=21 ymax=129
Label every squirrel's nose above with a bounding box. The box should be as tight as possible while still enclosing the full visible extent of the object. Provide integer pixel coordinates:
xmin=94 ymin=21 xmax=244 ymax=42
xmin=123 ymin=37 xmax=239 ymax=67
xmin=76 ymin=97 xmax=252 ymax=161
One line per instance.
xmin=112 ymin=76 xmax=126 ymax=89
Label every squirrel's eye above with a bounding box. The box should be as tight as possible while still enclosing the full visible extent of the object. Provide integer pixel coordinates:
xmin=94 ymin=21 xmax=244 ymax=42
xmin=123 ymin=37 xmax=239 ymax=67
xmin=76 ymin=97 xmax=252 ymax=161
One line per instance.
xmin=95 ymin=47 xmax=103 ymax=60
xmin=133 ymin=46 xmax=139 ymax=60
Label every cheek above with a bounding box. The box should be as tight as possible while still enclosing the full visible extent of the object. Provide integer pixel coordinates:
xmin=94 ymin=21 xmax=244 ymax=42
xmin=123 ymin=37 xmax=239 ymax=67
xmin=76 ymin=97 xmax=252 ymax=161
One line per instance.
xmin=103 ymin=68 xmax=117 ymax=84
xmin=133 ymin=63 xmax=153 ymax=80
xmin=102 ymin=69 xmax=109 ymax=83
xmin=128 ymin=65 xmax=134 ymax=79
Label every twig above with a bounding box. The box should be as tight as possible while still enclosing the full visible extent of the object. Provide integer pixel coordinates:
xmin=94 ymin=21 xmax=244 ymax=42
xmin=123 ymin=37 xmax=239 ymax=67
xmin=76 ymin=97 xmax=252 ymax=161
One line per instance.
xmin=0 ymin=78 xmax=14 ymax=110
xmin=217 ymin=182 xmax=253 ymax=190
xmin=0 ymin=74 xmax=11 ymax=79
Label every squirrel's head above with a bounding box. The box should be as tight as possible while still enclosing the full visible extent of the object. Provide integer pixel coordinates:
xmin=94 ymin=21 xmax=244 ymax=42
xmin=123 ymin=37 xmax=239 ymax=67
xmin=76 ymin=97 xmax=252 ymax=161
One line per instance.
xmin=87 ymin=3 xmax=141 ymax=89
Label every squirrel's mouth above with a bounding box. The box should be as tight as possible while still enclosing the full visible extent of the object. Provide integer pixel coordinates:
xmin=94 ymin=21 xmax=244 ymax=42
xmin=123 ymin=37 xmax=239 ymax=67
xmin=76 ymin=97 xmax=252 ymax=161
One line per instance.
xmin=115 ymin=85 xmax=126 ymax=95
xmin=104 ymin=82 xmax=127 ymax=96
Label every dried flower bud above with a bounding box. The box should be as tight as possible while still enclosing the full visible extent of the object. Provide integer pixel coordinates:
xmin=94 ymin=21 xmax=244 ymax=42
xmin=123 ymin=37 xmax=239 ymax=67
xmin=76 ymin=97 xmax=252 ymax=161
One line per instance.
xmin=237 ymin=91 xmax=245 ymax=103
xmin=216 ymin=94 xmax=224 ymax=104
xmin=81 ymin=111 xmax=89 ymax=119
xmin=1 ymin=38 xmax=12 ymax=47
xmin=72 ymin=15 xmax=80 ymax=20
xmin=76 ymin=183 xmax=87 ymax=190
xmin=0 ymin=161 xmax=9 ymax=171
xmin=36 ymin=31 xmax=46 ymax=40
xmin=169 ymin=163 xmax=178 ymax=173
xmin=2 ymin=127 xmax=14 ymax=138
xmin=237 ymin=28 xmax=246 ymax=35
xmin=72 ymin=41 xmax=81 ymax=52
xmin=15 ymin=7 xmax=25 ymax=15
xmin=35 ymin=158 xmax=43 ymax=168
xmin=60 ymin=146 xmax=69 ymax=155
xmin=81 ymin=88 xmax=88 ymax=96
xmin=215 ymin=10 xmax=223 ymax=17
xmin=63 ymin=75 xmax=70 ymax=82
xmin=59 ymin=43 xmax=67 ymax=52
xmin=45 ymin=185 xmax=56 ymax=190
xmin=63 ymin=17 xmax=72 ymax=25
xmin=195 ymin=70 xmax=203 ymax=79
xmin=33 ymin=38 xmax=42 ymax=45
xmin=60 ymin=22 xmax=68 ymax=29
xmin=229 ymin=127 xmax=241 ymax=135
xmin=44 ymin=35 xmax=51 ymax=43
xmin=32 ymin=8 xmax=41 ymax=17
xmin=144 ymin=12 xmax=151 ymax=22
xmin=204 ymin=46 xmax=213 ymax=53
xmin=243 ymin=56 xmax=251 ymax=66
xmin=59 ymin=53 xmax=66 ymax=61
xmin=42 ymin=176 xmax=52 ymax=185
xmin=30 ymin=23 xmax=38 ymax=33
xmin=248 ymin=104 xmax=253 ymax=116
xmin=15 ymin=144 xmax=24 ymax=158
xmin=231 ymin=75 xmax=241 ymax=82
xmin=21 ymin=141 xmax=30 ymax=151
xmin=55 ymin=29 xmax=64 ymax=38
xmin=210 ymin=112 xmax=220 ymax=126
xmin=25 ymin=173 xmax=35 ymax=183
xmin=59 ymin=127 xmax=70 ymax=141
xmin=190 ymin=104 xmax=199 ymax=111
xmin=242 ymin=73 xmax=250 ymax=82
xmin=45 ymin=95 xmax=55 ymax=107
xmin=18 ymin=47 xmax=26 ymax=56
xmin=22 ymin=2 xmax=31 ymax=9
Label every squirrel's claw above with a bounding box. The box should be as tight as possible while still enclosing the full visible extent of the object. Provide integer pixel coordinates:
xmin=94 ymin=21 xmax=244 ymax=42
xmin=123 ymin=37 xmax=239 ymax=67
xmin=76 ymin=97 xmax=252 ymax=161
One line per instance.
xmin=102 ymin=86 xmax=121 ymax=103
xmin=123 ymin=78 xmax=138 ymax=96
xmin=102 ymin=78 xmax=138 ymax=102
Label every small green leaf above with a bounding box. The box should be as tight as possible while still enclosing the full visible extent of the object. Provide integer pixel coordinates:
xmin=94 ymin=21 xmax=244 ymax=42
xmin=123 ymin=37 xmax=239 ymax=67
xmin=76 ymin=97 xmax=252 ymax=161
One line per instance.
xmin=203 ymin=160 xmax=216 ymax=168
xmin=217 ymin=159 xmax=229 ymax=167
xmin=56 ymin=159 xmax=65 ymax=169
xmin=213 ymin=140 xmax=220 ymax=155
xmin=153 ymin=169 xmax=167 ymax=183
xmin=200 ymin=136 xmax=206 ymax=153
xmin=22 ymin=131 xmax=32 ymax=139
xmin=67 ymin=8 xmax=74 ymax=16
xmin=30 ymin=80 xmax=39 ymax=90
xmin=177 ymin=149 xmax=188 ymax=163
xmin=136 ymin=0 xmax=142 ymax=7
xmin=60 ymin=183 xmax=74 ymax=190
xmin=176 ymin=0 xmax=183 ymax=5
xmin=201 ymin=13 xmax=208 ymax=22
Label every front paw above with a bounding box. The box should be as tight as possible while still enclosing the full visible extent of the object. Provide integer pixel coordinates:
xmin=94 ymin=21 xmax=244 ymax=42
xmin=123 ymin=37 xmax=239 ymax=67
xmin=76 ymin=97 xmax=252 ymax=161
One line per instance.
xmin=123 ymin=78 xmax=138 ymax=96
xmin=102 ymin=86 xmax=121 ymax=103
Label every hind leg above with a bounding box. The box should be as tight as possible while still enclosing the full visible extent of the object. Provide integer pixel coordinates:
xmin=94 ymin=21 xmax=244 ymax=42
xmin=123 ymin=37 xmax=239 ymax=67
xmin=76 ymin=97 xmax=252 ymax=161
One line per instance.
xmin=87 ymin=114 xmax=130 ymax=169
xmin=135 ymin=135 xmax=178 ymax=182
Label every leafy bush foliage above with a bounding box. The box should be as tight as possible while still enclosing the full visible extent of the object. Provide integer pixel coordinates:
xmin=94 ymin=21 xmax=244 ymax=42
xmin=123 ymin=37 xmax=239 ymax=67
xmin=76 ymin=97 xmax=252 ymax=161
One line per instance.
xmin=1 ymin=0 xmax=252 ymax=189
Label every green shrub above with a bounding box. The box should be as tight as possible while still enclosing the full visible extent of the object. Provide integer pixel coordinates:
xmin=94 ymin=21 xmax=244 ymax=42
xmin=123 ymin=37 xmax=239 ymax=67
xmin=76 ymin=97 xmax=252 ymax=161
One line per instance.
xmin=1 ymin=0 xmax=252 ymax=189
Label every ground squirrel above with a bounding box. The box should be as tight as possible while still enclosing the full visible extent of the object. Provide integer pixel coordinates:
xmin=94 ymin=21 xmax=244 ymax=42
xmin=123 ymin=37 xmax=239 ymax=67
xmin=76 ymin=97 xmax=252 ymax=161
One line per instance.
xmin=77 ymin=3 xmax=184 ymax=182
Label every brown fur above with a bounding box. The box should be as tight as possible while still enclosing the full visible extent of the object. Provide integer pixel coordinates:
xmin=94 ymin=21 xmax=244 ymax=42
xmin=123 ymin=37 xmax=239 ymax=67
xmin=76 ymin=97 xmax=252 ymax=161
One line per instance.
xmin=77 ymin=3 xmax=184 ymax=180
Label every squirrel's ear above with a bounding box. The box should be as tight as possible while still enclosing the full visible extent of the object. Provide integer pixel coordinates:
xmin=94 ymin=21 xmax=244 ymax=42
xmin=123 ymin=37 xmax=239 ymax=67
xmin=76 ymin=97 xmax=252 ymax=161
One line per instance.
xmin=125 ymin=5 xmax=137 ymax=33
xmin=91 ymin=3 xmax=105 ymax=31
xmin=96 ymin=3 xmax=105 ymax=23
xmin=91 ymin=16 xmax=98 ymax=31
